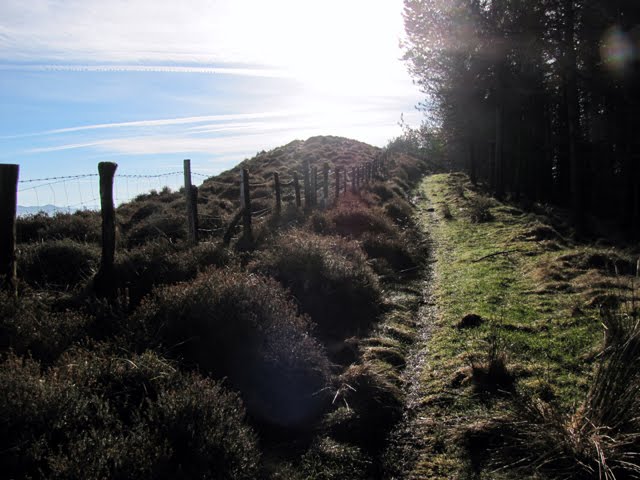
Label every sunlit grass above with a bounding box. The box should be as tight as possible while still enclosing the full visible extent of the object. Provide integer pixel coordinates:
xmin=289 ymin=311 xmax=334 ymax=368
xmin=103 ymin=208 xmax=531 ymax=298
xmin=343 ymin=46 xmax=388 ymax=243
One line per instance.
xmin=409 ymin=173 xmax=619 ymax=477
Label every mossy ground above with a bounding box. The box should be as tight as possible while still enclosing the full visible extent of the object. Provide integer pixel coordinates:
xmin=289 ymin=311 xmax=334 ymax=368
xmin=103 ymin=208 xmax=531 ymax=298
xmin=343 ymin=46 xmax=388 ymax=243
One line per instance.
xmin=401 ymin=173 xmax=636 ymax=479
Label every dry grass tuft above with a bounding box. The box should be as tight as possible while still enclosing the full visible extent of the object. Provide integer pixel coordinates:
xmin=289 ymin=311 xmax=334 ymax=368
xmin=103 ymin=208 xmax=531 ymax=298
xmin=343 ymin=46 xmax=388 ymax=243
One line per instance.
xmin=496 ymin=309 xmax=640 ymax=479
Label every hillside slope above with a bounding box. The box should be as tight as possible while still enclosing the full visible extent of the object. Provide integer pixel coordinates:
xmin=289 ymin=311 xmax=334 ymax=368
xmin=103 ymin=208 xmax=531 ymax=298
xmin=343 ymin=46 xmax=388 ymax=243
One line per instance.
xmin=5 ymin=135 xmax=440 ymax=479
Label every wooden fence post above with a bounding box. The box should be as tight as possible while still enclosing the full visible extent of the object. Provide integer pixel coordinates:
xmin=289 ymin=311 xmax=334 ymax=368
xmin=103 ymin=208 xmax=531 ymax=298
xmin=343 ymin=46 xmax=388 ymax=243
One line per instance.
xmin=303 ymin=160 xmax=311 ymax=210
xmin=183 ymin=159 xmax=198 ymax=244
xmin=0 ymin=164 xmax=19 ymax=296
xmin=94 ymin=162 xmax=117 ymax=298
xmin=293 ymin=171 xmax=302 ymax=208
xmin=311 ymin=166 xmax=318 ymax=207
xmin=352 ymin=167 xmax=357 ymax=193
xmin=273 ymin=172 xmax=281 ymax=215
xmin=190 ymin=185 xmax=199 ymax=242
xmin=323 ymin=163 xmax=329 ymax=203
xmin=223 ymin=209 xmax=244 ymax=246
xmin=335 ymin=167 xmax=341 ymax=201
xmin=240 ymin=168 xmax=252 ymax=241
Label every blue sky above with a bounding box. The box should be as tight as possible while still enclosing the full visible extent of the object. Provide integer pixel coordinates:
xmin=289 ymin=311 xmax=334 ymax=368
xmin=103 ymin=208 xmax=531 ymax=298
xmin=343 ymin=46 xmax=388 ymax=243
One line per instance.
xmin=1 ymin=0 xmax=423 ymax=206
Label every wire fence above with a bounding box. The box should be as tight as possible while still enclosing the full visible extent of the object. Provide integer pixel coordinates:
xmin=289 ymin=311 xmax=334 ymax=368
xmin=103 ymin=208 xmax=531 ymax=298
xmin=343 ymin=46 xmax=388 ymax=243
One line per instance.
xmin=16 ymin=169 xmax=212 ymax=215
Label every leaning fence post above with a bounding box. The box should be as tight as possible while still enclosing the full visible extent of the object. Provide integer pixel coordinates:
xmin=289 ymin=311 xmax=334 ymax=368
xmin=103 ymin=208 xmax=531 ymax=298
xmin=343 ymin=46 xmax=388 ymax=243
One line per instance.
xmin=0 ymin=164 xmax=19 ymax=296
xmin=323 ymin=163 xmax=329 ymax=203
xmin=335 ymin=167 xmax=341 ymax=201
xmin=303 ymin=160 xmax=311 ymax=210
xmin=94 ymin=162 xmax=117 ymax=298
xmin=273 ymin=172 xmax=281 ymax=215
xmin=240 ymin=168 xmax=252 ymax=241
xmin=293 ymin=171 xmax=301 ymax=208
xmin=183 ymin=159 xmax=198 ymax=244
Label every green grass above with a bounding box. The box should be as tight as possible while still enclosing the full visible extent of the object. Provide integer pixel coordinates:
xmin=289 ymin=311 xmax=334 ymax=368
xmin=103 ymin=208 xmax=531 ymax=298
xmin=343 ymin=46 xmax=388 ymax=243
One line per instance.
xmin=407 ymin=173 xmax=625 ymax=478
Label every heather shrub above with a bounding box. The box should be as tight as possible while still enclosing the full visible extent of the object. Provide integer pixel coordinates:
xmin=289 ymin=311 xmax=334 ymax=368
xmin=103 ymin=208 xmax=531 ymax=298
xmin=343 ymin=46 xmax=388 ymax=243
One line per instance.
xmin=391 ymin=178 xmax=411 ymax=193
xmin=384 ymin=197 xmax=415 ymax=226
xmin=134 ymin=269 xmax=332 ymax=427
xmin=114 ymin=240 xmax=199 ymax=306
xmin=17 ymin=211 xmax=101 ymax=244
xmin=123 ymin=201 xmax=162 ymax=224
xmin=299 ymin=437 xmax=372 ymax=480
xmin=315 ymin=198 xmax=396 ymax=239
xmin=18 ymin=239 xmax=100 ymax=289
xmin=253 ymin=231 xmax=381 ymax=339
xmin=328 ymin=364 xmax=404 ymax=452
xmin=308 ymin=210 xmax=332 ymax=234
xmin=124 ymin=212 xmax=186 ymax=247
xmin=371 ymin=183 xmax=396 ymax=202
xmin=392 ymin=153 xmax=426 ymax=183
xmin=0 ymin=350 xmax=260 ymax=480
xmin=189 ymin=241 xmax=235 ymax=269
xmin=46 ymin=210 xmax=102 ymax=242
xmin=16 ymin=212 xmax=52 ymax=243
xmin=360 ymin=233 xmax=419 ymax=277
xmin=0 ymin=292 xmax=91 ymax=363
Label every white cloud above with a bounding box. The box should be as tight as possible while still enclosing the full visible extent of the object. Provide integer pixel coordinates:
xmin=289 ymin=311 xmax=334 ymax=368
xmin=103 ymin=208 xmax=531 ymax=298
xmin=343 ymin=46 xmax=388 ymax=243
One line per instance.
xmin=0 ymin=0 xmax=414 ymax=96
xmin=0 ymin=64 xmax=292 ymax=77
xmin=4 ymin=111 xmax=300 ymax=139
xmin=23 ymin=105 xmax=407 ymax=157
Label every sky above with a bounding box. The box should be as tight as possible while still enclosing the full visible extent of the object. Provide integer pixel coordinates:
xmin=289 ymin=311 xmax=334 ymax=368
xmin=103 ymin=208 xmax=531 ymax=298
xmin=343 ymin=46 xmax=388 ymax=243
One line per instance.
xmin=0 ymin=0 xmax=424 ymax=206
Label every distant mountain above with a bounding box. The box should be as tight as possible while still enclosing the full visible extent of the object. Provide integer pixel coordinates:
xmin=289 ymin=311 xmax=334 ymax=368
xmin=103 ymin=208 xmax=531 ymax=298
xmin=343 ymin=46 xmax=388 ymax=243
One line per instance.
xmin=17 ymin=204 xmax=99 ymax=216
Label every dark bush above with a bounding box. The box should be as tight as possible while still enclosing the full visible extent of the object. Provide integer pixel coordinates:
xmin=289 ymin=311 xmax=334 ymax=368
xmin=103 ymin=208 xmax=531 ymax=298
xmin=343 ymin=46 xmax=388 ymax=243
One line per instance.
xmin=0 ymin=292 xmax=91 ymax=363
xmin=18 ymin=239 xmax=100 ymax=289
xmin=48 ymin=211 xmax=102 ymax=243
xmin=125 ymin=201 xmax=162 ymax=224
xmin=0 ymin=349 xmax=260 ymax=480
xmin=384 ymin=197 xmax=414 ymax=226
xmin=360 ymin=233 xmax=419 ymax=276
xmin=133 ymin=269 xmax=332 ymax=427
xmin=124 ymin=212 xmax=186 ymax=247
xmin=371 ymin=183 xmax=396 ymax=202
xmin=114 ymin=240 xmax=217 ymax=307
xmin=329 ymin=364 xmax=404 ymax=452
xmin=322 ymin=199 xmax=397 ymax=239
xmin=16 ymin=212 xmax=52 ymax=243
xmin=253 ymin=231 xmax=381 ymax=340
xmin=299 ymin=437 xmax=372 ymax=480
xmin=17 ymin=211 xmax=101 ymax=244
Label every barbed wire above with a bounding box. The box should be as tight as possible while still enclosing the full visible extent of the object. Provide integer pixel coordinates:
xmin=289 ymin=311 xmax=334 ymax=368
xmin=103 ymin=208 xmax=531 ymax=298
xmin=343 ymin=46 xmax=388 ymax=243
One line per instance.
xmin=117 ymin=171 xmax=182 ymax=179
xmin=18 ymin=170 xmax=199 ymax=185
xmin=18 ymin=173 xmax=99 ymax=184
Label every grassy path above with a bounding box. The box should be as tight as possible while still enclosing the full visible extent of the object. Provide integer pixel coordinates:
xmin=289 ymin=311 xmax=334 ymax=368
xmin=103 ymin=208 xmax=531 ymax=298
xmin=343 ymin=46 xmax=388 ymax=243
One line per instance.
xmin=384 ymin=173 xmax=635 ymax=478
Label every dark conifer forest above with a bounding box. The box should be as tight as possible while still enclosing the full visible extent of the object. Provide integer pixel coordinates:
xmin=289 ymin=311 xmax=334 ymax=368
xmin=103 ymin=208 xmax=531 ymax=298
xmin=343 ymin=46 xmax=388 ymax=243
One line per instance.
xmin=402 ymin=0 xmax=640 ymax=236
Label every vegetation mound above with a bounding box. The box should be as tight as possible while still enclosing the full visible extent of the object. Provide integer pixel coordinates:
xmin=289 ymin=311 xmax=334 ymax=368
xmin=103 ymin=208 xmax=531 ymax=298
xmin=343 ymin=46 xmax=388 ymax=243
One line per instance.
xmin=134 ymin=268 xmax=332 ymax=428
xmin=252 ymin=231 xmax=381 ymax=342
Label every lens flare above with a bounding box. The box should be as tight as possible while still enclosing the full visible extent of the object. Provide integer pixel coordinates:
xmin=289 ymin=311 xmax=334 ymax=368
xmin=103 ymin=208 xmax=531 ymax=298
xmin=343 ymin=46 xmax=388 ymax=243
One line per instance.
xmin=600 ymin=26 xmax=635 ymax=76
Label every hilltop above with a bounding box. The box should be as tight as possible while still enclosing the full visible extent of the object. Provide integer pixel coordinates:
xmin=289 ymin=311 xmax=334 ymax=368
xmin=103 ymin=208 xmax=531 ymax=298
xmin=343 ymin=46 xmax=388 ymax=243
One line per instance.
xmin=4 ymin=135 xmax=436 ymax=479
